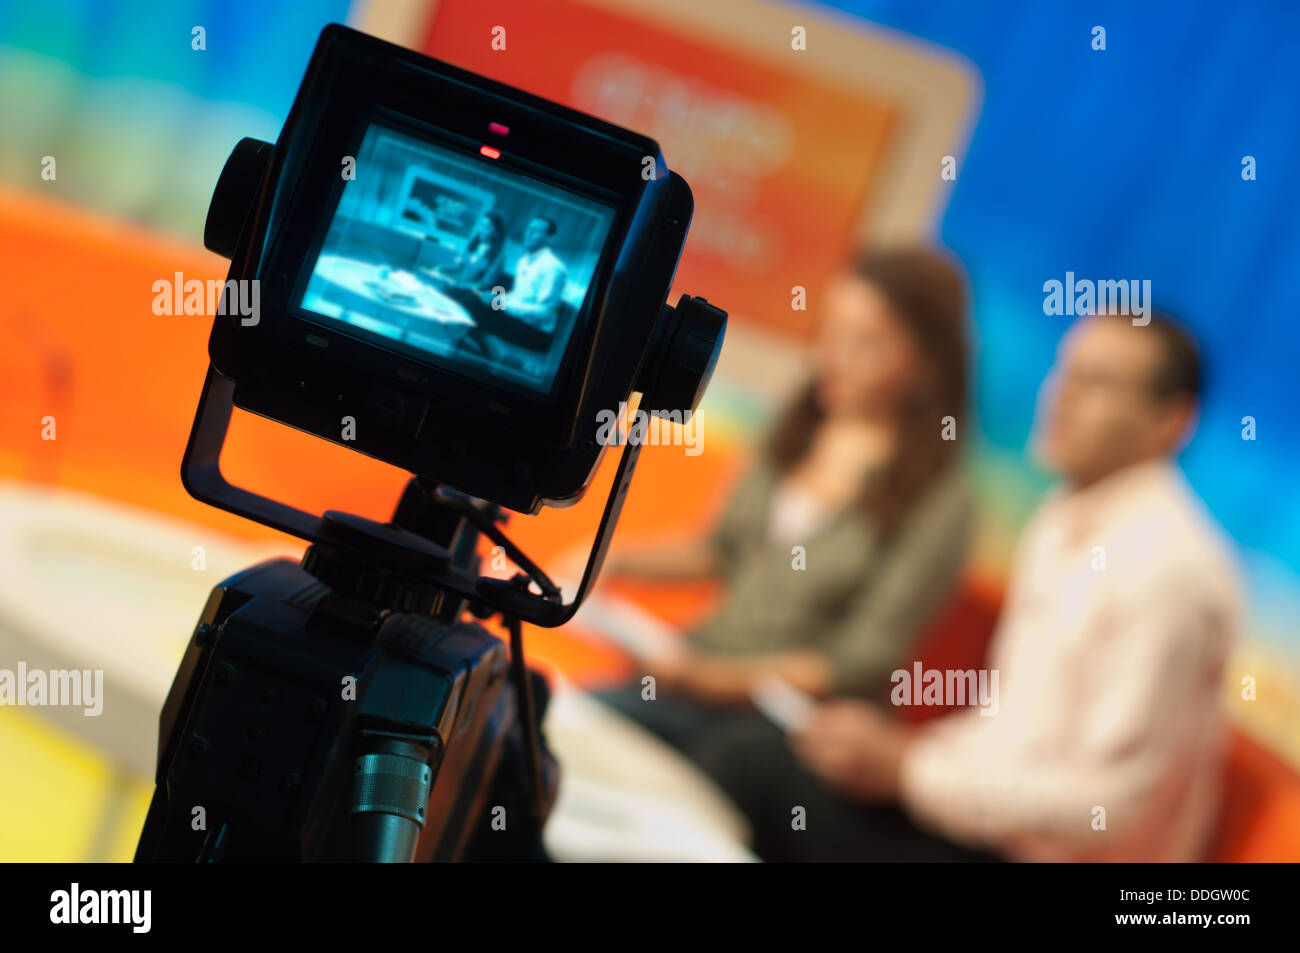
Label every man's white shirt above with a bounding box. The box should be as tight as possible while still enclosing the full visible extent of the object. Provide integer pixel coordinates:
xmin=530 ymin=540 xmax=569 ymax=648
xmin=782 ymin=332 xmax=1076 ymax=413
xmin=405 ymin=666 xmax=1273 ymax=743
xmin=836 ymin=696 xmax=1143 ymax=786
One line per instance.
xmin=899 ymin=460 xmax=1241 ymax=861
xmin=504 ymin=247 xmax=567 ymax=332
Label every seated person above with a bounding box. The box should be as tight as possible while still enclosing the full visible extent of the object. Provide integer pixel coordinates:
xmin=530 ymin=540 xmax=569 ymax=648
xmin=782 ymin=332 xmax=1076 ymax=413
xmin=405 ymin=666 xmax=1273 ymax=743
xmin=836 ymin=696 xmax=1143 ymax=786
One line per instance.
xmin=691 ymin=309 xmax=1240 ymax=862
xmin=420 ymin=211 xmax=507 ymax=291
xmin=588 ymin=247 xmax=976 ymax=758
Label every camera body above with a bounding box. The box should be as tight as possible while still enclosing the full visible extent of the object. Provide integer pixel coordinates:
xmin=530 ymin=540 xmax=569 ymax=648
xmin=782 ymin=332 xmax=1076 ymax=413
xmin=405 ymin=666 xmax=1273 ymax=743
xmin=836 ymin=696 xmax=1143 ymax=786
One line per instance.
xmin=205 ymin=24 xmax=701 ymax=514
xmin=138 ymin=24 xmax=725 ymax=862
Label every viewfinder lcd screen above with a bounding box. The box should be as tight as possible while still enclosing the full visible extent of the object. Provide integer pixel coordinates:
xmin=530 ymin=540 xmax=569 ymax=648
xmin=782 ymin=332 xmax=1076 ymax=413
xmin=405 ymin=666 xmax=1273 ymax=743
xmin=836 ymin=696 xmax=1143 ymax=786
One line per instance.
xmin=299 ymin=123 xmax=618 ymax=394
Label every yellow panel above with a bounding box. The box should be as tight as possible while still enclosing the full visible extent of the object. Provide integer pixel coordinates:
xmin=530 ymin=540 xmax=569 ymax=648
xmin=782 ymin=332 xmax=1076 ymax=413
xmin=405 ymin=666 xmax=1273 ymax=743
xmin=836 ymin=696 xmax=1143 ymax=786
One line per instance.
xmin=0 ymin=707 xmax=116 ymax=861
xmin=106 ymin=781 xmax=156 ymax=862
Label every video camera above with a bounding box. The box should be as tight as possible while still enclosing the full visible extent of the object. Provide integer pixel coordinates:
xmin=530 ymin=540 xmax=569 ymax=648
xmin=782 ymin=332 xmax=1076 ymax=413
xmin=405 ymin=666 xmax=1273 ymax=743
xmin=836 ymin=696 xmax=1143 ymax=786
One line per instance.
xmin=135 ymin=24 xmax=725 ymax=862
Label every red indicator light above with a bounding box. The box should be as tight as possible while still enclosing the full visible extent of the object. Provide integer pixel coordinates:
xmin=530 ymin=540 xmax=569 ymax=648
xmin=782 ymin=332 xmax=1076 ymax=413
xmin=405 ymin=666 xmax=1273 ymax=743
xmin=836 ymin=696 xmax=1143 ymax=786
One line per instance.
xmin=488 ymin=122 xmax=510 ymax=136
xmin=480 ymin=145 xmax=501 ymax=159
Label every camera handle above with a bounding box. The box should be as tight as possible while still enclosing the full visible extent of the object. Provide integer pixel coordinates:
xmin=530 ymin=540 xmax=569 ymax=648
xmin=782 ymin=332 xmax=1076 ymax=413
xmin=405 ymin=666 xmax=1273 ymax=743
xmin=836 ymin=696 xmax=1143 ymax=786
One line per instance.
xmin=179 ymin=365 xmax=652 ymax=844
xmin=182 ymin=362 xmax=645 ymax=629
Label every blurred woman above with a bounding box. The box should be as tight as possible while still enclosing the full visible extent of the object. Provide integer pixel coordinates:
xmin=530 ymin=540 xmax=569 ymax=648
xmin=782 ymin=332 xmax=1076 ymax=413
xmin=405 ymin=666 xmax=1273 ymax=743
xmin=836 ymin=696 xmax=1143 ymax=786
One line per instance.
xmin=425 ymin=211 xmax=506 ymax=290
xmin=593 ymin=246 xmax=974 ymax=753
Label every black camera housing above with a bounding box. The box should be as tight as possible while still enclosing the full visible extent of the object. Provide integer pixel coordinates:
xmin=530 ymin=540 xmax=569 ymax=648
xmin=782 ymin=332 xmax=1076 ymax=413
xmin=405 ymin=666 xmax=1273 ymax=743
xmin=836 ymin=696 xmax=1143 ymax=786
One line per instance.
xmin=206 ymin=23 xmax=699 ymax=514
xmin=138 ymin=22 xmax=726 ymax=865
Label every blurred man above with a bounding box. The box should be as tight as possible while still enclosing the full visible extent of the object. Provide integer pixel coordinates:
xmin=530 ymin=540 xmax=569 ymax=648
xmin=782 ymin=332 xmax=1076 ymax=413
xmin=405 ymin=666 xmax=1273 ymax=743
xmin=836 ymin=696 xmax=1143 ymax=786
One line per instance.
xmin=695 ymin=309 xmax=1240 ymax=862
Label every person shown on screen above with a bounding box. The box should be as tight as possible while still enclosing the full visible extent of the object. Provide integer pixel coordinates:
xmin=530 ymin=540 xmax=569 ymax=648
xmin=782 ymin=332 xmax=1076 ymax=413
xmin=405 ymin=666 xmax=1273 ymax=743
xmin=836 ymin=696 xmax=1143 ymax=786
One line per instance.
xmin=587 ymin=248 xmax=975 ymax=752
xmin=499 ymin=216 xmax=568 ymax=331
xmin=691 ymin=308 xmax=1241 ymax=862
xmin=428 ymin=212 xmax=506 ymax=290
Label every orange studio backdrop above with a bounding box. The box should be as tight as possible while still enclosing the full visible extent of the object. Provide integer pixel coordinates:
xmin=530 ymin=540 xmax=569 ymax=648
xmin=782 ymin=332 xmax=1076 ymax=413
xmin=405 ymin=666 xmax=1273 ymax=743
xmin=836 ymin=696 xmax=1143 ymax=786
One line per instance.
xmin=402 ymin=0 xmax=976 ymax=345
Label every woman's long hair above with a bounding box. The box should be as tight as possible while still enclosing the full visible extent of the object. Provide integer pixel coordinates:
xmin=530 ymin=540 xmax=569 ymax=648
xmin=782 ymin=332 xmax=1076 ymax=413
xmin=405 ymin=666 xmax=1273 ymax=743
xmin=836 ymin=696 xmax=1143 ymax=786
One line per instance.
xmin=470 ymin=212 xmax=507 ymax=258
xmin=765 ymin=247 xmax=971 ymax=534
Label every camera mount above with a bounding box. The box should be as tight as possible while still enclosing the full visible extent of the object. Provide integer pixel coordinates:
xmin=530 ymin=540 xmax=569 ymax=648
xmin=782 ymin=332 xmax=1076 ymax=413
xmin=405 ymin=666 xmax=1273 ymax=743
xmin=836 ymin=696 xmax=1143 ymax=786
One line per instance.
xmin=181 ymin=287 xmax=723 ymax=628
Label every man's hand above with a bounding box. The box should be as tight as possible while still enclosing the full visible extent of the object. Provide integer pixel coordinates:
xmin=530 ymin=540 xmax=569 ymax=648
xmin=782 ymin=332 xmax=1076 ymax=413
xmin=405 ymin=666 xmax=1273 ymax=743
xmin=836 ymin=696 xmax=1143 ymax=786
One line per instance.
xmin=791 ymin=699 xmax=915 ymax=802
